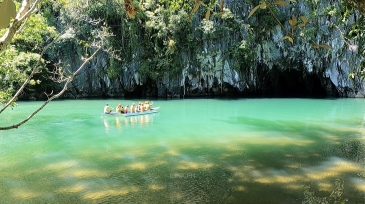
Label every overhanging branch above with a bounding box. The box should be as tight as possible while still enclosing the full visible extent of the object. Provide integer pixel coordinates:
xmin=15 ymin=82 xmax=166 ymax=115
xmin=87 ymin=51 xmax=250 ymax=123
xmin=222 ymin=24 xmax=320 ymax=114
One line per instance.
xmin=0 ymin=0 xmax=41 ymax=52
xmin=0 ymin=47 xmax=102 ymax=130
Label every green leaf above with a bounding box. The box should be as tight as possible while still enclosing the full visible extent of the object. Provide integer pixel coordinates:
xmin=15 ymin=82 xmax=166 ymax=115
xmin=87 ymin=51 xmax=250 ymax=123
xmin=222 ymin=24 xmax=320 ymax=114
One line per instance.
xmin=248 ymin=5 xmax=260 ymax=18
xmin=29 ymin=79 xmax=36 ymax=85
xmin=0 ymin=0 xmax=16 ymax=29
xmin=349 ymin=73 xmax=355 ymax=79
xmin=259 ymin=3 xmax=267 ymax=9
xmin=282 ymin=36 xmax=293 ymax=43
xmin=274 ymin=0 xmax=289 ymax=6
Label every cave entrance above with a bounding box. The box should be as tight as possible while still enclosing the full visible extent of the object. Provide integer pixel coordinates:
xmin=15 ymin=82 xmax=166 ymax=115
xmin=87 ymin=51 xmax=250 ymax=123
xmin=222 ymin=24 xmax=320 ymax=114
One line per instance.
xmin=275 ymin=69 xmax=327 ymax=98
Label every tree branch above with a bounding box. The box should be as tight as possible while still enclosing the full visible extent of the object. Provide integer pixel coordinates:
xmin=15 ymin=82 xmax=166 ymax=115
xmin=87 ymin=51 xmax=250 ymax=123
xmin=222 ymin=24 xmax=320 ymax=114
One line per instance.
xmin=0 ymin=37 xmax=56 ymax=114
xmin=265 ymin=0 xmax=290 ymax=36
xmin=0 ymin=47 xmax=101 ymax=130
xmin=0 ymin=0 xmax=42 ymax=52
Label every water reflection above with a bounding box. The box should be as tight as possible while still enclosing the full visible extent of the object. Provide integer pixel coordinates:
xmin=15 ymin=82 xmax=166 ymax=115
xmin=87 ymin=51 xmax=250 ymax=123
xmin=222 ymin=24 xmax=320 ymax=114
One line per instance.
xmin=103 ymin=119 xmax=109 ymax=133
xmin=103 ymin=115 xmax=154 ymax=132
xmin=115 ymin=117 xmax=121 ymax=130
xmin=2 ymin=99 xmax=365 ymax=203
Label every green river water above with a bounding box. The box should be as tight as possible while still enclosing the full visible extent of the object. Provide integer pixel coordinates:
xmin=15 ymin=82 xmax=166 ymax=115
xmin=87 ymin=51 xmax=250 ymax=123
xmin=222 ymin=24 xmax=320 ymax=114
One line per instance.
xmin=0 ymin=98 xmax=364 ymax=203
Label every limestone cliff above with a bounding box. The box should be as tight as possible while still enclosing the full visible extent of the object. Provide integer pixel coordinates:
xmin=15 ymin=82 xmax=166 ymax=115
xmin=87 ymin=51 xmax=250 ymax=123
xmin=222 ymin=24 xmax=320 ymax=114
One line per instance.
xmin=57 ymin=0 xmax=364 ymax=98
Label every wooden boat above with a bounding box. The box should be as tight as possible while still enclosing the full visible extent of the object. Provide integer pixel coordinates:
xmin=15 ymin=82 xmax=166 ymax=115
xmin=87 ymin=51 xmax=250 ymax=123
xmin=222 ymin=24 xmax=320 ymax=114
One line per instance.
xmin=104 ymin=107 xmax=159 ymax=117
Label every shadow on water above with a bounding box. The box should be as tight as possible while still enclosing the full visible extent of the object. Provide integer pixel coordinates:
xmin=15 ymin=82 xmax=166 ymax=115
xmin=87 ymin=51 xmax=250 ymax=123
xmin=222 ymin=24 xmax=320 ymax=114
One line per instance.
xmin=1 ymin=133 xmax=364 ymax=203
xmin=226 ymin=115 xmax=365 ymax=162
xmin=1 ymin=115 xmax=364 ymax=203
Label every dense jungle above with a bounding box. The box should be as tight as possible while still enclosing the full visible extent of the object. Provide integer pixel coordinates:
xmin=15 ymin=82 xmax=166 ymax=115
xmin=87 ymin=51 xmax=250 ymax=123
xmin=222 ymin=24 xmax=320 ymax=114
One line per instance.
xmin=1 ymin=0 xmax=365 ymax=101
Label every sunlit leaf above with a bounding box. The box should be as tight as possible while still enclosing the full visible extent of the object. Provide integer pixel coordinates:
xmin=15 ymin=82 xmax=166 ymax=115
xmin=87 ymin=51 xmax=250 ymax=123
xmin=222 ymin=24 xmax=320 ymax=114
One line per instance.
xmin=274 ymin=0 xmax=289 ymax=6
xmin=300 ymin=16 xmax=307 ymax=24
xmin=188 ymin=0 xmax=201 ymax=20
xmin=0 ymin=0 xmax=16 ymax=29
xmin=29 ymin=79 xmax=36 ymax=86
xmin=282 ymin=36 xmax=293 ymax=43
xmin=168 ymin=39 xmax=175 ymax=47
xmin=220 ymin=0 xmax=224 ymax=15
xmin=298 ymin=23 xmax=305 ymax=28
xmin=318 ymin=44 xmax=331 ymax=50
xmin=289 ymin=0 xmax=297 ymax=2
xmin=311 ymin=43 xmax=319 ymax=49
xmin=127 ymin=9 xmax=138 ymax=19
xmin=288 ymin=16 xmax=297 ymax=27
xmin=259 ymin=3 xmax=267 ymax=9
xmin=205 ymin=9 xmax=211 ymax=20
xmin=248 ymin=5 xmax=260 ymax=18
xmin=168 ymin=39 xmax=175 ymax=54
xmin=124 ymin=0 xmax=138 ymax=19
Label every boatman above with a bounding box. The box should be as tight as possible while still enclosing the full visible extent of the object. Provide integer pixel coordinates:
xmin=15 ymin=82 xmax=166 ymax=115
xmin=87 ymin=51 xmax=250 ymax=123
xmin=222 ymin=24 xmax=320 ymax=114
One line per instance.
xmin=104 ymin=104 xmax=113 ymax=114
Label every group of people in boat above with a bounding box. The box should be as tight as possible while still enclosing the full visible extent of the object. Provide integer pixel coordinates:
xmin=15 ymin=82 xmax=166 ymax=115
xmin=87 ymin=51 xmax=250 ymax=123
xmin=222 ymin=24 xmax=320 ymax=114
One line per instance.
xmin=104 ymin=101 xmax=152 ymax=114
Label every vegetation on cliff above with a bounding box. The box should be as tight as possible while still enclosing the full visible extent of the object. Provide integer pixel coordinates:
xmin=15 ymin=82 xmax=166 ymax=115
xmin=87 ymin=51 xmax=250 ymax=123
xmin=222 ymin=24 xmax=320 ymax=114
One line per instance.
xmin=0 ymin=0 xmax=365 ymax=129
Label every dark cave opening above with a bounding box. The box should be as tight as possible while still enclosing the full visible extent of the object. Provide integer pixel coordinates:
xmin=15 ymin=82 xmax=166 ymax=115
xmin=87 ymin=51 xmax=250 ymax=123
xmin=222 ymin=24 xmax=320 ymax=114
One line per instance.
xmin=124 ymin=68 xmax=338 ymax=99
xmin=272 ymin=69 xmax=328 ymax=98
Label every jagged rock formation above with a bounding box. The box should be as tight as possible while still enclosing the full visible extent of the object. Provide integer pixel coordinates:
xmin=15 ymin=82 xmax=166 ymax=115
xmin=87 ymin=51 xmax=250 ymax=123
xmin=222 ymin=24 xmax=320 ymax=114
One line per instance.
xmin=58 ymin=0 xmax=364 ymax=99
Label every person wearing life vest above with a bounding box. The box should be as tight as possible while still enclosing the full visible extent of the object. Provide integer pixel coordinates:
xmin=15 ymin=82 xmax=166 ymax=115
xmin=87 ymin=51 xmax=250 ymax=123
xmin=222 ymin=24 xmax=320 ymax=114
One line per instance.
xmin=124 ymin=105 xmax=129 ymax=113
xmin=104 ymin=104 xmax=113 ymax=114
xmin=144 ymin=101 xmax=151 ymax=111
xmin=131 ymin=103 xmax=136 ymax=113
xmin=116 ymin=104 xmax=123 ymax=113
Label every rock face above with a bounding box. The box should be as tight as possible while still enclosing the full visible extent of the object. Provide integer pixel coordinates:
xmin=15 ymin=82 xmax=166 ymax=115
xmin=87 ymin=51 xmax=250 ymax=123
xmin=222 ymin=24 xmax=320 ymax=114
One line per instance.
xmin=59 ymin=0 xmax=364 ymax=99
